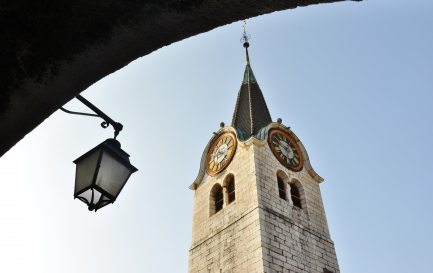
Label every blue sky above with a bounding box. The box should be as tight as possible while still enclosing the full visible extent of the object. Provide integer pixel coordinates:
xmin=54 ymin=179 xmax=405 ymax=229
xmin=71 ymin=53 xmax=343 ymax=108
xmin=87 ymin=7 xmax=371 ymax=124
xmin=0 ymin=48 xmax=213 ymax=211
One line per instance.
xmin=1 ymin=1 xmax=432 ymax=272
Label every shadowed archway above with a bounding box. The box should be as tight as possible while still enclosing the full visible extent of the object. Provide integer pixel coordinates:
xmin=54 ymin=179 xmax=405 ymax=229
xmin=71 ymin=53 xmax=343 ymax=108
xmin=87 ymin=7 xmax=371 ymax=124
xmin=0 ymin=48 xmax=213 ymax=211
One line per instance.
xmin=0 ymin=0 xmax=360 ymax=157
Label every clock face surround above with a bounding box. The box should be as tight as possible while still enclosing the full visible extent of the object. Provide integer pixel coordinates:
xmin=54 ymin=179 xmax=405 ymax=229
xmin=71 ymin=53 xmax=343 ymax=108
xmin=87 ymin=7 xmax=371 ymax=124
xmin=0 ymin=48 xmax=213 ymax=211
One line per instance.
xmin=268 ymin=129 xmax=303 ymax=172
xmin=206 ymin=132 xmax=237 ymax=176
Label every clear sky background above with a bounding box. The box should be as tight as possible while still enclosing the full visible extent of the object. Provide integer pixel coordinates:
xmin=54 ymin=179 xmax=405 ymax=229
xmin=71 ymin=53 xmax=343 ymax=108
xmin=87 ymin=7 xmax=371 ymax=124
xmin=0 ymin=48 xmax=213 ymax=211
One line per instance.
xmin=1 ymin=1 xmax=432 ymax=272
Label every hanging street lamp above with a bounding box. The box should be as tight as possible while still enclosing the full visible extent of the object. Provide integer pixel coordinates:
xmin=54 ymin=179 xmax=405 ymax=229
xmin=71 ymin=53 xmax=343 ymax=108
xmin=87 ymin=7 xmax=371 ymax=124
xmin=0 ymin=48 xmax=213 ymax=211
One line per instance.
xmin=73 ymin=138 xmax=137 ymax=211
xmin=61 ymin=95 xmax=138 ymax=212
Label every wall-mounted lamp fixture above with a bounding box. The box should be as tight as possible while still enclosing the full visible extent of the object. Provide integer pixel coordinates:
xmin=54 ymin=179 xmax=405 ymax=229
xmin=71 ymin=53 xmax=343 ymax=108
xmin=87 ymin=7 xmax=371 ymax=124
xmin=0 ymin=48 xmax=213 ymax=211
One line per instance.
xmin=61 ymin=95 xmax=138 ymax=212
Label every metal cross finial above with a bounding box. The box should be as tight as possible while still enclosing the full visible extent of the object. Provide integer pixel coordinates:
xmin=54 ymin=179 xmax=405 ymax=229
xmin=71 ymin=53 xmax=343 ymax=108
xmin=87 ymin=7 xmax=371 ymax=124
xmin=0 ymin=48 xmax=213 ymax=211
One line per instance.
xmin=241 ymin=20 xmax=250 ymax=48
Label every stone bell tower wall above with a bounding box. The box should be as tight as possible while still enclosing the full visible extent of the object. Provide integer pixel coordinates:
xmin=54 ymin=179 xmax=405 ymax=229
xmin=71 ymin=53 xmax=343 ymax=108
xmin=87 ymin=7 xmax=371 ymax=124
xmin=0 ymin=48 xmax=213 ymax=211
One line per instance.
xmin=189 ymin=135 xmax=340 ymax=273
xmin=189 ymin=142 xmax=265 ymax=273
xmin=253 ymin=142 xmax=340 ymax=273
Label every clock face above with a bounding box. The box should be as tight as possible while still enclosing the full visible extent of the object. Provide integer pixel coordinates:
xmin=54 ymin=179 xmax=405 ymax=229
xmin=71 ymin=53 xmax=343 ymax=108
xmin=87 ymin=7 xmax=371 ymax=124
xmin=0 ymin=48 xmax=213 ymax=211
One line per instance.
xmin=206 ymin=133 xmax=237 ymax=176
xmin=268 ymin=129 xmax=303 ymax=172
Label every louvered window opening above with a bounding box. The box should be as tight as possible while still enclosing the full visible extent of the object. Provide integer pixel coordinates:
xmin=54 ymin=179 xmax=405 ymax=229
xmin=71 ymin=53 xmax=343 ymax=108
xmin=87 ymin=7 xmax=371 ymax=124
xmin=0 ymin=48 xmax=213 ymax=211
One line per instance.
xmin=290 ymin=184 xmax=302 ymax=208
xmin=277 ymin=176 xmax=286 ymax=200
xmin=215 ymin=189 xmax=224 ymax=213
xmin=227 ymin=178 xmax=235 ymax=204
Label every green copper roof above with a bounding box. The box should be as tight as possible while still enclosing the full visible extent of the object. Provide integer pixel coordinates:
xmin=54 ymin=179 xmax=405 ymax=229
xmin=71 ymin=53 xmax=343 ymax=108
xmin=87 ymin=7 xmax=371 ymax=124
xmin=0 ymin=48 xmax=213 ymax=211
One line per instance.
xmin=242 ymin=64 xmax=257 ymax=84
xmin=242 ymin=50 xmax=257 ymax=84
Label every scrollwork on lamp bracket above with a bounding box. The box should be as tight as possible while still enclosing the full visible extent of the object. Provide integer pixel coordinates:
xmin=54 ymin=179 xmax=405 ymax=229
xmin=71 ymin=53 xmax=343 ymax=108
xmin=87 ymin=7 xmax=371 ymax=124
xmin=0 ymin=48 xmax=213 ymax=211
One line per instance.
xmin=60 ymin=95 xmax=123 ymax=139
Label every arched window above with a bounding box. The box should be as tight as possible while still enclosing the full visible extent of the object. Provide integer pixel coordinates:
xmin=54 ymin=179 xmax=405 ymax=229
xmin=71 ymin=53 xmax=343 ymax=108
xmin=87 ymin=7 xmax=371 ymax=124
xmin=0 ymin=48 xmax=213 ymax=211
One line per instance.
xmin=277 ymin=175 xmax=287 ymax=200
xmin=210 ymin=184 xmax=224 ymax=215
xmin=226 ymin=176 xmax=235 ymax=204
xmin=290 ymin=182 xmax=302 ymax=209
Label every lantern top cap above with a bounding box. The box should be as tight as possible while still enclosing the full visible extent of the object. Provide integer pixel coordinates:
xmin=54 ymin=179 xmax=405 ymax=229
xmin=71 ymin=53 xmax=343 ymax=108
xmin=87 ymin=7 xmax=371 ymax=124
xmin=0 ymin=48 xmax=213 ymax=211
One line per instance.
xmin=105 ymin=138 xmax=121 ymax=148
xmin=73 ymin=138 xmax=133 ymax=165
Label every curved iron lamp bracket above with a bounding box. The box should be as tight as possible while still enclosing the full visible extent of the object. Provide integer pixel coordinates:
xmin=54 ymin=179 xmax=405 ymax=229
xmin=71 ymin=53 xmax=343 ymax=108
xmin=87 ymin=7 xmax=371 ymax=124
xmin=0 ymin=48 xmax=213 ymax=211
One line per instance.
xmin=60 ymin=95 xmax=123 ymax=139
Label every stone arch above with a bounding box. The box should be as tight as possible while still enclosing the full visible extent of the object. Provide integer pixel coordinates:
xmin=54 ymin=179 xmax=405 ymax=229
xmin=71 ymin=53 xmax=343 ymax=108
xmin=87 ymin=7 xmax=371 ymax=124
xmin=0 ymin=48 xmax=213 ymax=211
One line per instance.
xmin=209 ymin=183 xmax=224 ymax=216
xmin=0 ymin=0 xmax=351 ymax=158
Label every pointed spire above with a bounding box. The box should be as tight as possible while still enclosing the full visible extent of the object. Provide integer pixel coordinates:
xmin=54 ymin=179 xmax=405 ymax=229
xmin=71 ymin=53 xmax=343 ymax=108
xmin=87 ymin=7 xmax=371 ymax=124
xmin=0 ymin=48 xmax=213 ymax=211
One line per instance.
xmin=243 ymin=47 xmax=257 ymax=84
xmin=232 ymin=21 xmax=272 ymax=139
xmin=241 ymin=20 xmax=256 ymax=84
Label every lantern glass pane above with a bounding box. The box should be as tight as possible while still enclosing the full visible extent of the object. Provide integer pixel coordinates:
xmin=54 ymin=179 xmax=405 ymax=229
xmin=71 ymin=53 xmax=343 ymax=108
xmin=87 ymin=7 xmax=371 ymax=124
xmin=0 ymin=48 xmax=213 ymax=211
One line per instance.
xmin=74 ymin=150 xmax=101 ymax=195
xmin=91 ymin=189 xmax=102 ymax=206
xmin=95 ymin=195 xmax=112 ymax=210
xmin=77 ymin=188 xmax=92 ymax=204
xmin=77 ymin=188 xmax=101 ymax=205
xmin=95 ymin=151 xmax=132 ymax=198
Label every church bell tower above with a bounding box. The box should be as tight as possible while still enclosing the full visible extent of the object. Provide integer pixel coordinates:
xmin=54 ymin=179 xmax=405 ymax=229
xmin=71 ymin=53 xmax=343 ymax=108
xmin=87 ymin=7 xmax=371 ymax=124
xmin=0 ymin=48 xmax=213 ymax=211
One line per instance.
xmin=188 ymin=26 xmax=340 ymax=273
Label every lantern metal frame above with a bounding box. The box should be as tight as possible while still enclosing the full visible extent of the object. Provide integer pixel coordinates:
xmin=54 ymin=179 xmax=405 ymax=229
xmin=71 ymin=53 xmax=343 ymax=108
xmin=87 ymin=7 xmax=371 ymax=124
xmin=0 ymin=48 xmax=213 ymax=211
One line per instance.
xmin=73 ymin=138 xmax=138 ymax=211
xmin=61 ymin=94 xmax=138 ymax=212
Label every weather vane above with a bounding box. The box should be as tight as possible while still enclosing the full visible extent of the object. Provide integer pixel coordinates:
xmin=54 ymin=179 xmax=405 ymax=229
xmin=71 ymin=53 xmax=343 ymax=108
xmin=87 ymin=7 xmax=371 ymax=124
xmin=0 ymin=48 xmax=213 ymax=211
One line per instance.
xmin=241 ymin=20 xmax=251 ymax=48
